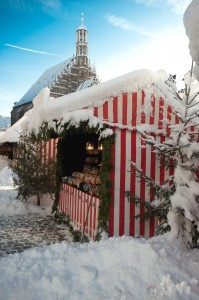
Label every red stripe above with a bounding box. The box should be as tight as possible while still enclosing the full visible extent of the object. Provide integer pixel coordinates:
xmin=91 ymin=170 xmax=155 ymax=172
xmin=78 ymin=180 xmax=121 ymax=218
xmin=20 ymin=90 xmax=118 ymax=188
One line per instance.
xmin=77 ymin=190 xmax=80 ymax=229
xmin=160 ymin=136 xmax=165 ymax=185
xmin=113 ymin=96 xmax=118 ymax=123
xmin=175 ymin=115 xmax=179 ymax=124
xmin=89 ymin=196 xmax=93 ymax=238
xmin=85 ymin=194 xmax=88 ymax=235
xmin=132 ymin=93 xmax=137 ymax=126
xmin=53 ymin=139 xmax=56 ymax=158
xmin=93 ymin=198 xmax=97 ymax=232
xmin=80 ymin=192 xmax=83 ymax=231
xmin=44 ymin=142 xmax=47 ymax=161
xmin=109 ymin=130 xmax=116 ymax=237
xmin=167 ymin=105 xmax=172 ymax=136
xmin=150 ymin=95 xmax=155 ymax=126
xmin=119 ymin=129 xmax=126 ymax=235
xmin=158 ymin=98 xmax=164 ymax=130
xmin=122 ymin=94 xmax=128 ymax=125
xmin=103 ymin=101 xmax=108 ymax=120
xmin=150 ymin=143 xmax=156 ymax=237
xmin=94 ymin=107 xmax=98 ymax=118
xmin=140 ymin=136 xmax=146 ymax=236
xmin=129 ymin=131 xmax=136 ymax=236
xmin=69 ymin=186 xmax=72 ymax=216
xmin=141 ymin=91 xmax=146 ymax=124
xmin=48 ymin=139 xmax=51 ymax=159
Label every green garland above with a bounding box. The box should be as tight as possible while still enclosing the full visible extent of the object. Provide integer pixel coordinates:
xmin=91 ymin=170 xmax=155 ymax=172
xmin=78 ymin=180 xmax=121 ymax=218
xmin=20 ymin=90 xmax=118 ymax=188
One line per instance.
xmin=95 ymin=134 xmax=115 ymax=240
xmin=52 ymin=139 xmax=64 ymax=212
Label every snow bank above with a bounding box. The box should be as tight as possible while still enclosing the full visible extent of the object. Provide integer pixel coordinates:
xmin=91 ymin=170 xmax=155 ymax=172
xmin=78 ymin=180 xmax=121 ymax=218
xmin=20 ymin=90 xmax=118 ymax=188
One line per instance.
xmin=0 ymin=235 xmax=198 ymax=300
xmin=0 ymin=156 xmax=49 ymax=215
xmin=184 ymin=0 xmax=199 ymax=75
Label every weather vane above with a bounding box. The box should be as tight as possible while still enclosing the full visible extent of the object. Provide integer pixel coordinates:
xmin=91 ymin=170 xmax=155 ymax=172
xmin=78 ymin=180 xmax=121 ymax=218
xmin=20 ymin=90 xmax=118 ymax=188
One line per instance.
xmin=81 ymin=13 xmax=84 ymax=25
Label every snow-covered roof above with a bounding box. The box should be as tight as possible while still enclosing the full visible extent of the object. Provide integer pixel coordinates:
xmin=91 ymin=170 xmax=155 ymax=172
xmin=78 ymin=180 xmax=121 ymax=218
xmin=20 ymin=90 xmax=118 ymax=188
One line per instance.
xmin=4 ymin=68 xmax=193 ymax=142
xmin=22 ymin=69 xmax=180 ymax=135
xmin=14 ymin=58 xmax=74 ymax=108
xmin=0 ymin=113 xmax=29 ymax=144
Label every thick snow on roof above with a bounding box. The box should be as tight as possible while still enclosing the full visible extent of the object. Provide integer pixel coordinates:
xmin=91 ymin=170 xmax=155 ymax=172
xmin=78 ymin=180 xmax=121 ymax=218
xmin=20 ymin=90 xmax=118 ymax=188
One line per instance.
xmin=184 ymin=0 xmax=199 ymax=70
xmin=14 ymin=58 xmax=73 ymax=108
xmin=22 ymin=68 xmax=182 ymax=135
xmin=0 ymin=113 xmax=29 ymax=143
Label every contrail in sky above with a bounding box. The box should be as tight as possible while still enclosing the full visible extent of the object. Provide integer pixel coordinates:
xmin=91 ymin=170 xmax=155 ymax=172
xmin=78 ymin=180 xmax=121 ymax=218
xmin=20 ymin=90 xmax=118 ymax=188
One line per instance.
xmin=4 ymin=43 xmax=60 ymax=56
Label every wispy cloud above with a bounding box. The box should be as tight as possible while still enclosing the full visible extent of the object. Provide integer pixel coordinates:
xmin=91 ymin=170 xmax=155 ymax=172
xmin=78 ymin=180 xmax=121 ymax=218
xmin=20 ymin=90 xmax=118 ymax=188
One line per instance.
xmin=1 ymin=0 xmax=68 ymax=19
xmin=106 ymin=15 xmax=159 ymax=38
xmin=4 ymin=44 xmax=60 ymax=56
xmin=135 ymin=0 xmax=192 ymax=15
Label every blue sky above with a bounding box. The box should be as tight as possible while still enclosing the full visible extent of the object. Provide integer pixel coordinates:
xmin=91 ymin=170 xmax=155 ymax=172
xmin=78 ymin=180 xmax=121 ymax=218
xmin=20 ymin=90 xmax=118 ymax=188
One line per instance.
xmin=0 ymin=0 xmax=192 ymax=116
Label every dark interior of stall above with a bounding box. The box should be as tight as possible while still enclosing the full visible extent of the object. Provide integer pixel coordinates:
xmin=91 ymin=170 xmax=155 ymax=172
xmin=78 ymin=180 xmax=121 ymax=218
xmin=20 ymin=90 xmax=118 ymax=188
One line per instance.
xmin=61 ymin=133 xmax=100 ymax=176
xmin=61 ymin=132 xmax=102 ymax=195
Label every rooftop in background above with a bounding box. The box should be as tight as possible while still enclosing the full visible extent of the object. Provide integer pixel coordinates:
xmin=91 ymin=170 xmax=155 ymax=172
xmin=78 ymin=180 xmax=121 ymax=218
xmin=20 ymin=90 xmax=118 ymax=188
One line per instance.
xmin=0 ymin=116 xmax=11 ymax=129
xmin=13 ymin=58 xmax=73 ymax=108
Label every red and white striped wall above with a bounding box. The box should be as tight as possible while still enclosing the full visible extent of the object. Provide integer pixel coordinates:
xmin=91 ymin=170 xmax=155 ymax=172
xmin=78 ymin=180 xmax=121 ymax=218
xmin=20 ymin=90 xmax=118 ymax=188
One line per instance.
xmin=93 ymin=91 xmax=181 ymax=238
xmin=59 ymin=183 xmax=100 ymax=239
xmin=55 ymin=90 xmax=199 ymax=239
xmin=40 ymin=138 xmax=59 ymax=160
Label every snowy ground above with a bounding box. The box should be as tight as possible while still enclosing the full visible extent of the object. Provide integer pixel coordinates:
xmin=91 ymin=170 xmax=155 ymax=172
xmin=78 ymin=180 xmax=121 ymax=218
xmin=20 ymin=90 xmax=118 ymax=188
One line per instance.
xmin=0 ymin=156 xmax=199 ymax=300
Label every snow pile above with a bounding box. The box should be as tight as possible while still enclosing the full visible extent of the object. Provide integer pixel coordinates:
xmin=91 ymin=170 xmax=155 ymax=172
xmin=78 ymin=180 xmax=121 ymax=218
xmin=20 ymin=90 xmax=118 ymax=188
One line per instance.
xmin=184 ymin=0 xmax=199 ymax=77
xmin=0 ymin=156 xmax=49 ymax=215
xmin=0 ymin=235 xmax=198 ymax=300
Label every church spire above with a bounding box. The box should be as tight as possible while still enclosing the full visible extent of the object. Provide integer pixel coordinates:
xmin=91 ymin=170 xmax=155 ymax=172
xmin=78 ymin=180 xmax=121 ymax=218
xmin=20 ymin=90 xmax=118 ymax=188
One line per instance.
xmin=81 ymin=13 xmax=84 ymax=25
xmin=76 ymin=13 xmax=88 ymax=65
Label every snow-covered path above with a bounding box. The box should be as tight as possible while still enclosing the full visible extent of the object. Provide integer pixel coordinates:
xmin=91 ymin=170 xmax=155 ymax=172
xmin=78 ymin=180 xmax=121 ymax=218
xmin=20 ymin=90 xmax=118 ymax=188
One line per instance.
xmin=0 ymin=157 xmax=72 ymax=257
xmin=0 ymin=213 xmax=72 ymax=257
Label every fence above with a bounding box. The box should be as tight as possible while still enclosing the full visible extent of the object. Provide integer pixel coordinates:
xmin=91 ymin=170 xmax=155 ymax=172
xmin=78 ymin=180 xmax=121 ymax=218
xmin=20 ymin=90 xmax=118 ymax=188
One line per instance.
xmin=59 ymin=183 xmax=100 ymax=239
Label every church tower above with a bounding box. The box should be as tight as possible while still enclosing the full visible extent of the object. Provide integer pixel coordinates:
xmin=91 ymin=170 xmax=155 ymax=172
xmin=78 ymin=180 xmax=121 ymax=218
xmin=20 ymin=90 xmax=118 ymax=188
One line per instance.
xmin=76 ymin=14 xmax=88 ymax=65
xmin=11 ymin=14 xmax=98 ymax=125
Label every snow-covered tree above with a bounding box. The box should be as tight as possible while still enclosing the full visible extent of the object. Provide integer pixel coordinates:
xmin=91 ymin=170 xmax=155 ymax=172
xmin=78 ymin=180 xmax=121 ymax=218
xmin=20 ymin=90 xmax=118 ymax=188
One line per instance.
xmin=127 ymin=63 xmax=199 ymax=248
xmin=11 ymin=133 xmax=56 ymax=206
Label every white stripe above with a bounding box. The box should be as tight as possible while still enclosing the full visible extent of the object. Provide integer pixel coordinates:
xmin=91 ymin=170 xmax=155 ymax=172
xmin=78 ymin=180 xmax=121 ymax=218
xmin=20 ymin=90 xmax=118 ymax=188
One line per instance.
xmin=127 ymin=93 xmax=132 ymax=125
xmin=108 ymin=99 xmax=113 ymax=123
xmin=97 ymin=106 xmax=104 ymax=120
xmin=162 ymin=102 xmax=168 ymax=132
xmin=136 ymin=90 xmax=142 ymax=125
xmin=117 ymin=95 xmax=123 ymax=124
xmin=154 ymin=96 xmax=160 ymax=129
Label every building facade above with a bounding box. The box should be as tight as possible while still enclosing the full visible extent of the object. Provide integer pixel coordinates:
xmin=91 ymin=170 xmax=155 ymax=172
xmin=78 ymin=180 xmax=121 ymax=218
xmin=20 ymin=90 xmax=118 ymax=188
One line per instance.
xmin=11 ymin=16 xmax=98 ymax=125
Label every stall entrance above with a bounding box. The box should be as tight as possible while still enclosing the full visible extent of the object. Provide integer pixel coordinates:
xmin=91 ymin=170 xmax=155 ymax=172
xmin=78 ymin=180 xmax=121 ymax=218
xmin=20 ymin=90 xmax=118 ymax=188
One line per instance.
xmin=61 ymin=132 xmax=102 ymax=194
xmin=62 ymin=133 xmax=101 ymax=175
xmin=59 ymin=132 xmax=102 ymax=239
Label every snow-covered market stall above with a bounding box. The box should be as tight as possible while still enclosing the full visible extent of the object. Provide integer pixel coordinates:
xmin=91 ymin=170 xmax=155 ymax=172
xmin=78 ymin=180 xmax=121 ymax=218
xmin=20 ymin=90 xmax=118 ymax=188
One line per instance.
xmin=2 ymin=68 xmax=199 ymax=240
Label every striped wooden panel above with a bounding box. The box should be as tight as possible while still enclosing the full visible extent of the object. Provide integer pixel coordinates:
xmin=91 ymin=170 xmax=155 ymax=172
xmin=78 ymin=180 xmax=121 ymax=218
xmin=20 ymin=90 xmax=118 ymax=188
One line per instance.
xmin=59 ymin=183 xmax=100 ymax=240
